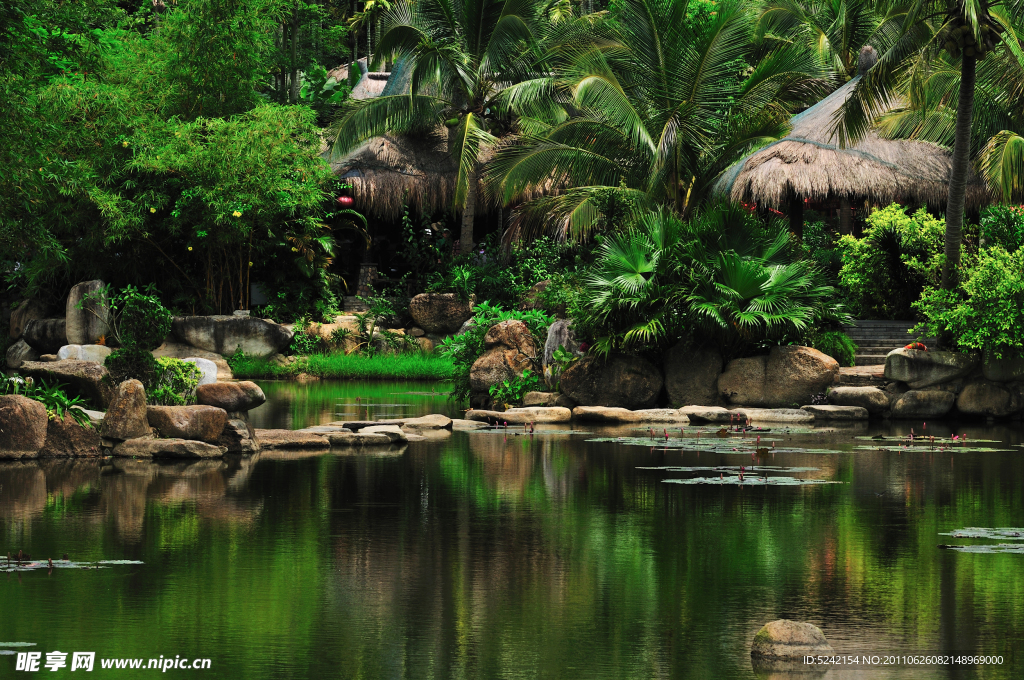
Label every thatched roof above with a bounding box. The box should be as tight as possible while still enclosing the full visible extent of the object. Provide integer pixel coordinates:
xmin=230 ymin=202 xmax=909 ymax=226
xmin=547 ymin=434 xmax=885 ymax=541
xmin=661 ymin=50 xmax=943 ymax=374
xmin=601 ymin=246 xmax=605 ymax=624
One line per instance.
xmin=715 ymin=47 xmax=991 ymax=210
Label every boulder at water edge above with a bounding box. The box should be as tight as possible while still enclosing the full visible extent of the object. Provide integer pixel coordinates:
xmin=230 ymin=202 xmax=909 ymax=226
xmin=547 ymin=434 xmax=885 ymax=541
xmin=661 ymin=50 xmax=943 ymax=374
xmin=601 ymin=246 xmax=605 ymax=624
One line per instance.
xmin=254 ymin=429 xmax=330 ymax=450
xmin=663 ymin=342 xmax=723 ymax=407
xmin=981 ymin=350 xmax=1024 ymax=382
xmin=719 ymin=346 xmax=838 ymax=407
xmin=522 ymin=391 xmax=575 ymax=407
xmin=6 ymin=338 xmax=39 ymax=369
xmin=101 ymin=379 xmax=150 ymax=440
xmin=39 ymin=413 xmax=102 ymax=457
xmin=171 ymin=316 xmax=293 ymax=356
xmin=542 ymin=319 xmax=582 ymax=386
xmin=0 ymin=395 xmax=48 ymax=458
xmin=20 ymin=360 xmax=115 ymax=408
xmin=66 ymin=280 xmax=111 ymax=345
xmin=196 ymin=381 xmax=266 ymax=412
xmin=890 ymin=390 xmax=955 ymax=418
xmin=146 ymin=405 xmax=228 ymax=444
xmin=884 ymin=348 xmax=978 ymax=389
xmin=218 ymin=417 xmax=261 ymax=453
xmin=9 ymin=299 xmax=48 ymax=339
xmin=23 ymin=318 xmax=68 ymax=354
xmin=469 ymin=320 xmax=541 ymax=402
xmin=408 ymin=293 xmax=475 ymax=335
xmin=112 ymin=437 xmax=227 ymax=458
xmin=182 ymin=357 xmax=218 ymax=386
xmin=956 ymin=380 xmax=1021 ymax=418
xmin=826 ymin=386 xmax=890 ymax=414
xmin=571 ymin=406 xmax=641 ymax=423
xmin=751 ymin=620 xmax=834 ymax=659
xmin=152 ymin=340 xmax=233 ymax=380
xmin=559 ymin=354 xmax=663 ymax=409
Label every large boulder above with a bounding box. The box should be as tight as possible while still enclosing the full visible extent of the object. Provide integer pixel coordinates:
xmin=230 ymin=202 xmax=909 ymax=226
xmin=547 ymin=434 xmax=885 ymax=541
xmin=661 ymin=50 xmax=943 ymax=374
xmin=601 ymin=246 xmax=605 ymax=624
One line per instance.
xmin=826 ymin=386 xmax=890 ymax=414
xmin=484 ymin=320 xmax=538 ymax=355
xmin=101 ymin=379 xmax=150 ymax=440
xmin=146 ymin=405 xmax=228 ymax=443
xmin=171 ymin=316 xmax=293 ymax=356
xmin=719 ymin=346 xmax=839 ymax=407
xmin=23 ymin=318 xmax=68 ymax=353
xmin=112 ymin=437 xmax=227 ymax=458
xmin=65 ymin=280 xmax=110 ymax=345
xmin=884 ymin=348 xmax=978 ymax=389
xmin=196 ymin=381 xmax=266 ymax=412
xmin=399 ymin=414 xmax=452 ymax=429
xmin=522 ymin=391 xmax=575 ymax=407
xmin=466 ymin=407 xmax=572 ymax=424
xmin=218 ymin=417 xmax=260 ymax=453
xmin=956 ymin=380 xmax=1021 ymax=418
xmin=0 ymin=395 xmax=48 ymax=458
xmin=559 ymin=354 xmax=663 ymax=409
xmin=20 ymin=360 xmax=115 ymax=408
xmin=571 ymin=406 xmax=641 ymax=423
xmin=255 ymin=429 xmax=330 ymax=450
xmin=800 ymin=404 xmax=869 ymax=420
xmin=182 ymin=357 xmax=218 ymax=386
xmin=57 ymin=344 xmax=112 ymax=363
xmin=469 ymin=321 xmax=542 ymax=400
xmin=751 ymin=620 xmax=834 ymax=659
xmin=6 ymin=338 xmax=39 ymax=369
xmin=663 ymin=343 xmax=723 ymax=407
xmin=152 ymin=340 xmax=233 ymax=380
xmin=9 ymin=299 xmax=48 ymax=339
xmin=408 ymin=293 xmax=475 ymax=335
xmin=39 ymin=413 xmax=102 ymax=457
xmin=891 ymin=390 xmax=956 ymax=418
xmin=542 ymin=319 xmax=581 ymax=388
xmin=982 ymin=350 xmax=1024 ymax=382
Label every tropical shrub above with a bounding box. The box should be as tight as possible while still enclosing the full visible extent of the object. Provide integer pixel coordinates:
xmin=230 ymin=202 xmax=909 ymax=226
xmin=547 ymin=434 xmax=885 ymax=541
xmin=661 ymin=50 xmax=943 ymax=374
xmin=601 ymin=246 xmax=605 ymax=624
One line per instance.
xmin=915 ymin=246 xmax=1024 ymax=359
xmin=803 ymin=330 xmax=858 ymax=367
xmin=1 ymin=377 xmax=92 ymax=427
xmin=979 ymin=204 xmax=1024 ymax=253
xmin=489 ymin=369 xmax=544 ymax=407
xmin=837 ymin=204 xmax=947 ymax=319
xmin=148 ymin=358 xmax=202 ymax=406
xmin=82 ymin=284 xmax=172 ymax=350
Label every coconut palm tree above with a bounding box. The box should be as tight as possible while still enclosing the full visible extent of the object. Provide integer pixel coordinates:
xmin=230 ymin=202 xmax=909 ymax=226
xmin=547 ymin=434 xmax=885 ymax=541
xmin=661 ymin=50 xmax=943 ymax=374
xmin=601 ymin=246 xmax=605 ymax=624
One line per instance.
xmin=329 ymin=0 xmax=554 ymax=255
xmin=832 ymin=0 xmax=1024 ymax=288
xmin=486 ymin=0 xmax=826 ymax=241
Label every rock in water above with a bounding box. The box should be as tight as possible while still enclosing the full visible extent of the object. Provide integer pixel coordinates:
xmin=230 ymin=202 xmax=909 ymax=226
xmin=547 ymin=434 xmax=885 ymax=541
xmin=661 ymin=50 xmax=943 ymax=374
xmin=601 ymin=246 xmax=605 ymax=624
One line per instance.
xmin=101 ymin=379 xmax=150 ymax=440
xmin=0 ymin=395 xmax=48 ymax=458
xmin=9 ymin=299 xmax=49 ymax=339
xmin=20 ymin=360 xmax=115 ymax=408
xmin=719 ymin=346 xmax=838 ymax=407
xmin=218 ymin=415 xmax=260 ymax=453
xmin=981 ymin=350 xmax=1024 ymax=382
xmin=255 ymin=429 xmax=330 ymax=450
xmin=717 ymin=356 xmax=768 ymax=406
xmin=559 ymin=354 xmax=662 ymax=409
xmin=171 ymin=316 xmax=293 ymax=356
xmin=890 ymin=390 xmax=955 ymax=418
xmin=39 ymin=414 xmax=102 ymax=457
xmin=469 ymin=320 xmax=541 ymax=405
xmin=23 ymin=318 xmax=68 ymax=354
xmin=800 ymin=404 xmax=869 ymax=420
xmin=884 ymin=348 xmax=978 ymax=389
xmin=826 ymin=386 xmax=890 ymax=413
xmin=400 ymin=414 xmax=453 ymax=429
xmin=196 ymin=381 xmax=266 ymax=412
xmin=146 ymin=405 xmax=228 ymax=444
xmin=751 ymin=620 xmax=834 ymax=659
xmin=956 ymin=380 xmax=1021 ymax=417
xmin=408 ymin=293 xmax=474 ymax=335
xmin=112 ymin=437 xmax=227 ymax=459
xmin=6 ymin=338 xmax=39 ymax=369
xmin=66 ymin=280 xmax=110 ymax=345
xmin=663 ymin=343 xmax=723 ymax=407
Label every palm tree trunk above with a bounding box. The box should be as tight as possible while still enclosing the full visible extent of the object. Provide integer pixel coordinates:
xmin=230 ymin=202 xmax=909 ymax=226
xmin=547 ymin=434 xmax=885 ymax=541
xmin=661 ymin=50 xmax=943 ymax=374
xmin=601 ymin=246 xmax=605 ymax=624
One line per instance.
xmin=290 ymin=9 xmax=300 ymax=104
xmin=840 ymin=197 xmax=852 ymax=235
xmin=460 ymin=167 xmax=478 ymax=255
xmin=942 ymin=54 xmax=976 ymax=290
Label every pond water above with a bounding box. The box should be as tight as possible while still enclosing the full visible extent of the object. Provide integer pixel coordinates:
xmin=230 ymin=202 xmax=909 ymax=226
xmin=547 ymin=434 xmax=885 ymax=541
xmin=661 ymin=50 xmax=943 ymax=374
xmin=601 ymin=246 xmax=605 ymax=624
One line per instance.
xmin=2 ymin=380 xmax=1024 ymax=679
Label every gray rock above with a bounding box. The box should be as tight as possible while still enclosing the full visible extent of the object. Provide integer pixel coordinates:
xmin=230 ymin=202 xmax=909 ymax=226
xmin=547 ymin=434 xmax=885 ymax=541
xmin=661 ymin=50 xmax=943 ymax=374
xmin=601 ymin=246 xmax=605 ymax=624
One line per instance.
xmin=408 ymin=293 xmax=475 ymax=335
xmin=751 ymin=620 xmax=834 ymax=659
xmin=20 ymin=360 xmax=115 ymax=408
xmin=560 ymin=354 xmax=663 ymax=409
xmin=884 ymin=349 xmax=978 ymax=389
xmin=408 ymin=326 xmax=426 ymax=337
xmin=732 ymin=408 xmax=815 ymax=424
xmin=451 ymin=419 xmax=490 ymax=430
xmin=636 ymin=409 xmax=690 ymax=423
xmin=360 ymin=425 xmax=407 ymax=442
xmin=218 ymin=417 xmax=260 ymax=453
xmin=542 ymin=319 xmax=582 ymax=388
xmin=57 ymin=344 xmax=112 ymax=362
xmin=717 ymin=356 xmax=768 ymax=406
xmin=399 ymin=414 xmax=453 ymax=429
xmin=466 ymin=407 xmax=571 ymax=424
xmin=800 ymin=405 xmax=869 ymax=420
xmin=678 ymin=406 xmax=734 ymax=423
xmin=327 ymin=432 xmax=394 ymax=446
xmin=522 ymin=391 xmax=576 ymax=407
xmin=39 ymin=413 xmax=102 ymax=457
xmin=720 ymin=347 xmax=839 ymax=407
xmin=571 ymin=406 xmax=641 ymax=423
xmin=826 ymin=386 xmax=890 ymax=413
xmin=9 ymin=299 xmax=48 ymax=339
xmin=23 ymin=318 xmax=68 ymax=354
xmin=298 ymin=425 xmax=354 ymax=435
xmin=956 ymin=380 xmax=1021 ymax=418
xmin=0 ymin=395 xmax=48 ymax=458
xmin=196 ymin=381 xmax=266 ymax=412
xmin=255 ymin=429 xmax=330 ymax=449
xmin=171 ymin=316 xmax=293 ymax=356
xmin=663 ymin=343 xmax=723 ymax=407
xmin=112 ymin=437 xmax=227 ymax=458
xmin=981 ymin=350 xmax=1024 ymax=382
xmin=152 ymin=340 xmax=233 ymax=380
xmin=6 ymin=338 xmax=39 ymax=369
xmin=183 ymin=357 xmax=218 ymax=386
xmin=146 ymin=405 xmax=228 ymax=444
xmin=65 ymin=280 xmax=110 ymax=345
xmin=891 ymin=390 xmax=956 ymax=418
xmin=101 ymin=379 xmax=150 ymax=440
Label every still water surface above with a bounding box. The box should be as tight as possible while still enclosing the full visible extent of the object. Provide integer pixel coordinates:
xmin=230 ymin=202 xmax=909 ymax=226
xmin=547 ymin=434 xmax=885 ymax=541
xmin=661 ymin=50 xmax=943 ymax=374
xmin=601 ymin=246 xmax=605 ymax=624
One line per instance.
xmin=2 ymin=380 xmax=1023 ymax=678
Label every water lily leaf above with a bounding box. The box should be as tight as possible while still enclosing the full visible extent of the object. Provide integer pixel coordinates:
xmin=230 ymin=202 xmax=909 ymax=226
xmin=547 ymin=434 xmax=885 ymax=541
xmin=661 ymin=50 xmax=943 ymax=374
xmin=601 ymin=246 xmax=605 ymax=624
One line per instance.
xmin=938 ymin=544 xmax=1024 ymax=554
xmin=854 ymin=446 xmax=1013 ymax=453
xmin=938 ymin=528 xmax=1024 ymax=540
xmin=663 ymin=476 xmax=843 ymax=486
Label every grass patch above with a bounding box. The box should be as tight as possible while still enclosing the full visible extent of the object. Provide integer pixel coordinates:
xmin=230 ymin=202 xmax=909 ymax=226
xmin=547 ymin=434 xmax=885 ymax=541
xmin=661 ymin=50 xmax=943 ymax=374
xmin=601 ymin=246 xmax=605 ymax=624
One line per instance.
xmin=230 ymin=352 xmax=455 ymax=381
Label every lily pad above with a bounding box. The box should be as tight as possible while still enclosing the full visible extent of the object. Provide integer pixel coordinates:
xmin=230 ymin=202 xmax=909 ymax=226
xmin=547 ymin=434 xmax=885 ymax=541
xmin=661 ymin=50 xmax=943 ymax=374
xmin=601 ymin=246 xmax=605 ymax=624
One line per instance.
xmin=938 ymin=544 xmax=1024 ymax=554
xmin=0 ymin=643 xmax=37 ymax=647
xmin=473 ymin=429 xmax=589 ymax=436
xmin=639 ymin=465 xmax=821 ymax=473
xmin=1 ymin=559 xmax=143 ymax=573
xmin=588 ymin=436 xmax=843 ymax=455
xmin=854 ymin=436 xmax=1001 ymax=443
xmin=663 ymin=476 xmax=842 ymax=486
xmin=939 ymin=528 xmax=1024 ymax=540
xmin=853 ymin=445 xmax=1013 ymax=453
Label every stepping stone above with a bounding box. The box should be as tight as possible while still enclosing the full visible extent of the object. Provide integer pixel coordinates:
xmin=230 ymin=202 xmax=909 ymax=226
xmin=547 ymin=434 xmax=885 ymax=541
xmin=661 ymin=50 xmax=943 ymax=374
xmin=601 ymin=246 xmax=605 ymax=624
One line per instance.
xmin=800 ymin=405 xmax=869 ymax=420
xmin=255 ymin=429 xmax=330 ymax=450
xmin=467 ymin=407 xmax=571 ymax=424
xmin=677 ymin=406 xmax=733 ymax=423
xmin=327 ymin=421 xmax=376 ymax=431
xmin=112 ymin=437 xmax=227 ymax=458
xmin=571 ymin=406 xmax=640 ymax=423
xmin=360 ymin=425 xmax=407 ymax=442
xmin=451 ymin=419 xmax=490 ymax=430
xmin=635 ymin=409 xmax=690 ymax=423
xmin=298 ymin=425 xmax=353 ymax=434
xmin=327 ymin=432 xmax=395 ymax=446
xmin=731 ymin=408 xmax=815 ymax=424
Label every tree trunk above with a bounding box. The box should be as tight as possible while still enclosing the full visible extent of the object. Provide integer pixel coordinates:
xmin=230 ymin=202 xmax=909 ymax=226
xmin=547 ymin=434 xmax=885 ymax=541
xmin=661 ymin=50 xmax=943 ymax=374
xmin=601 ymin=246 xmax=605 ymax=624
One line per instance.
xmin=839 ymin=197 xmax=852 ymax=235
xmin=460 ymin=167 xmax=478 ymax=255
xmin=290 ymin=9 xmax=300 ymax=104
xmin=942 ymin=54 xmax=976 ymax=290
xmin=788 ymin=194 xmax=804 ymax=240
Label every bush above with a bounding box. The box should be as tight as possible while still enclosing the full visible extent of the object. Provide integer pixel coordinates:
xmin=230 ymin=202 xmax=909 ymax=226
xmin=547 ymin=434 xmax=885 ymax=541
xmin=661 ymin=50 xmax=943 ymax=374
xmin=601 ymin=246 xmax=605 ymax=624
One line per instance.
xmin=105 ymin=346 xmax=160 ymax=386
xmin=804 ymin=330 xmax=858 ymax=367
xmin=1 ymin=377 xmax=92 ymax=427
xmin=82 ymin=284 xmax=172 ymax=350
xmin=104 ymin=349 xmax=201 ymax=404
xmin=489 ymin=369 xmax=544 ymax=407
xmin=980 ymin=204 xmax=1024 ymax=253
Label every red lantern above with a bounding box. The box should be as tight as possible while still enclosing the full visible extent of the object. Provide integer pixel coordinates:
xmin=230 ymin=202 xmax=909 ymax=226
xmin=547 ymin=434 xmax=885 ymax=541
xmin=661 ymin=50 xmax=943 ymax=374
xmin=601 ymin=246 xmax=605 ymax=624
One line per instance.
xmin=336 ymin=196 xmax=354 ymax=207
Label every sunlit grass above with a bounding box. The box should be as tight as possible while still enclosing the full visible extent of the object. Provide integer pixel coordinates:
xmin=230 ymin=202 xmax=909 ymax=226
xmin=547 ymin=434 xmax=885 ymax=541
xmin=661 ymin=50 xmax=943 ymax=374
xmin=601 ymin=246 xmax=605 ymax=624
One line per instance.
xmin=230 ymin=352 xmax=454 ymax=381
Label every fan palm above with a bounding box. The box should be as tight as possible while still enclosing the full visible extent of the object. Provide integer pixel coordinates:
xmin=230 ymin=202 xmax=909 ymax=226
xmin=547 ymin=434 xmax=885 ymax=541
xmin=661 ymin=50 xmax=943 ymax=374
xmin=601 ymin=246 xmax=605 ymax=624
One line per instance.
xmin=329 ymin=0 xmax=553 ymax=254
xmin=487 ymin=0 xmax=826 ymax=241
xmin=831 ymin=0 xmax=1024 ymax=288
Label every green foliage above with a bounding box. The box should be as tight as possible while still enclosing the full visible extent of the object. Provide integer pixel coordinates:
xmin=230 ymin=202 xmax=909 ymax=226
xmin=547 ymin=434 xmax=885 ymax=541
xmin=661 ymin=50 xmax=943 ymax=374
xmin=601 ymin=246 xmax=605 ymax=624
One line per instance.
xmin=837 ymin=204 xmax=948 ymax=319
xmin=804 ymin=330 xmax=858 ymax=367
xmin=148 ymin=358 xmax=202 ymax=406
xmin=980 ymin=204 xmax=1024 ymax=253
xmin=299 ymin=63 xmax=351 ymax=121
xmin=229 ymin=350 xmax=454 ymax=380
xmin=1 ymin=376 xmax=92 ymax=427
xmin=915 ymin=247 xmax=1024 ymax=359
xmin=439 ymin=302 xmax=555 ymax=402
xmin=489 ymin=369 xmax=543 ymax=407
xmin=105 ymin=346 xmax=160 ymax=386
xmin=82 ymin=284 xmax=172 ymax=350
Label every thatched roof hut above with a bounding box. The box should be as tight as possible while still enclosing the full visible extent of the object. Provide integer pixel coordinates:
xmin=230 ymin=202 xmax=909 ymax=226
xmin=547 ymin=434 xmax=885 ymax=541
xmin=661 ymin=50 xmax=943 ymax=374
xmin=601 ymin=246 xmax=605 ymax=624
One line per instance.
xmin=714 ymin=47 xmax=990 ymax=214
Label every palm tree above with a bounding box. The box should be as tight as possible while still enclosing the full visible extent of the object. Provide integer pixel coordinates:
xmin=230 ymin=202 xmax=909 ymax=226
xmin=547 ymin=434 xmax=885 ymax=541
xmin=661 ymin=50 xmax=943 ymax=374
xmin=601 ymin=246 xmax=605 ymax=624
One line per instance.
xmin=833 ymin=0 xmax=1023 ymax=288
xmin=330 ymin=0 xmax=551 ymax=254
xmin=486 ymin=0 xmax=825 ymax=241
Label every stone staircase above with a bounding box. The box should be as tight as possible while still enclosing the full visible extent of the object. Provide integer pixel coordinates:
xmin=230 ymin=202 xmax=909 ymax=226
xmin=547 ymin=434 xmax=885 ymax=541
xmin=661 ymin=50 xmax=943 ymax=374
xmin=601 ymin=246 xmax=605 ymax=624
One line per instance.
xmin=842 ymin=320 xmax=935 ymax=366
